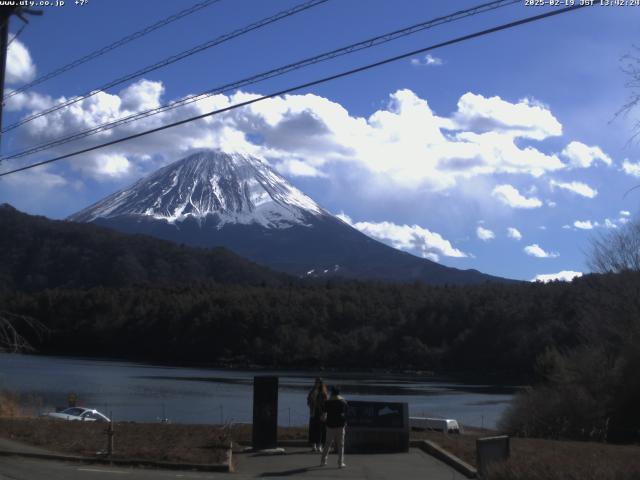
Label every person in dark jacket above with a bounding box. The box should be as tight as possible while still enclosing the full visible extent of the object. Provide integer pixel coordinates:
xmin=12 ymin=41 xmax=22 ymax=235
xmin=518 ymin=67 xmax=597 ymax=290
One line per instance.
xmin=307 ymin=377 xmax=328 ymax=452
xmin=320 ymin=386 xmax=348 ymax=468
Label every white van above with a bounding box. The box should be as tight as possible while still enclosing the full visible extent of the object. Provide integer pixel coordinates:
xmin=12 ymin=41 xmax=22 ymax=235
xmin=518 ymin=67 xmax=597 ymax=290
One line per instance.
xmin=409 ymin=416 xmax=461 ymax=434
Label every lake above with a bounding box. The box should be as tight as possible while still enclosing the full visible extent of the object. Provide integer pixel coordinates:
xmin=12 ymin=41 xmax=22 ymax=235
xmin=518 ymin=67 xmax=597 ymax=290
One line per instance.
xmin=0 ymin=353 xmax=516 ymax=429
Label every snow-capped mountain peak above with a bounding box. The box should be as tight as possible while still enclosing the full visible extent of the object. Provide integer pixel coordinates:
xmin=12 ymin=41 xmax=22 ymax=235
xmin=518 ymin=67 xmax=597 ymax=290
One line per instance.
xmin=69 ymin=150 xmax=326 ymax=229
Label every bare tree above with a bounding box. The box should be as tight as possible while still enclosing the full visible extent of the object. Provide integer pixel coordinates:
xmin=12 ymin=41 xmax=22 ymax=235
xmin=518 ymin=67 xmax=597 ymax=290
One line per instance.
xmin=588 ymin=219 xmax=640 ymax=273
xmin=619 ymin=46 xmax=640 ymax=140
xmin=0 ymin=312 xmax=47 ymax=352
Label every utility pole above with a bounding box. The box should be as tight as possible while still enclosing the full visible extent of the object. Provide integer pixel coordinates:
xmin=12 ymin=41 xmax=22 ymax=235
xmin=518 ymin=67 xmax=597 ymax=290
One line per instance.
xmin=0 ymin=6 xmax=17 ymax=144
xmin=0 ymin=6 xmax=41 ymax=154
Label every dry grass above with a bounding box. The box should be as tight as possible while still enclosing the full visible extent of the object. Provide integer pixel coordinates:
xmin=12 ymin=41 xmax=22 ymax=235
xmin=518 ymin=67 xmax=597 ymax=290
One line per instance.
xmin=3 ymin=416 xmax=640 ymax=478
xmin=488 ymin=437 xmax=640 ymax=480
xmin=0 ymin=392 xmax=20 ymax=417
xmin=412 ymin=429 xmax=640 ymax=480
xmin=0 ymin=417 xmax=231 ymax=464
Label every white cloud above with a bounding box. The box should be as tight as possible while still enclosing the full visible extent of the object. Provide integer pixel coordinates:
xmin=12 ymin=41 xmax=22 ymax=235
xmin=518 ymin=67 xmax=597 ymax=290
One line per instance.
xmin=491 ymin=184 xmax=543 ymax=209
xmin=4 ymin=89 xmax=51 ymax=112
xmin=620 ymin=210 xmax=631 ymax=217
xmin=11 ymin=84 xmax=571 ymax=189
xmin=547 ymin=200 xmax=557 ymax=207
xmin=561 ymin=141 xmax=612 ymax=168
xmin=411 ymin=54 xmax=443 ymax=67
xmin=524 ymin=244 xmax=559 ymax=258
xmin=119 ymin=79 xmax=164 ymax=111
xmin=6 ymin=35 xmax=35 ymax=84
xmin=622 ymin=159 xmax=640 ymax=177
xmin=337 ymin=213 xmax=467 ymax=261
xmin=571 ymin=217 xmax=622 ymax=231
xmin=507 ymin=227 xmax=522 ymax=240
xmin=574 ymin=220 xmax=594 ymax=230
xmin=452 ymin=93 xmax=562 ymax=140
xmin=83 ymin=153 xmax=132 ymax=179
xmin=476 ymin=226 xmax=495 ymax=241
xmin=275 ymin=158 xmax=327 ymax=177
xmin=532 ymin=270 xmax=582 ymax=282
xmin=1 ymin=167 xmax=67 ymax=189
xmin=549 ymin=180 xmax=597 ymax=198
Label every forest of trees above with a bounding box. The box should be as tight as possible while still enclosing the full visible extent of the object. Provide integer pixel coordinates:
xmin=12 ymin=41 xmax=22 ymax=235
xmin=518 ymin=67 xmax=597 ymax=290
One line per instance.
xmin=2 ymin=204 xmax=640 ymax=442
xmin=2 ymin=270 xmax=639 ymax=441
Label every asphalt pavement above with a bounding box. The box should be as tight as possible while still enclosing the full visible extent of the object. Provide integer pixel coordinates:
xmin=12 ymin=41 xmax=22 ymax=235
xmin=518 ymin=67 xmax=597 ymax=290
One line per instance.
xmin=0 ymin=445 xmax=467 ymax=480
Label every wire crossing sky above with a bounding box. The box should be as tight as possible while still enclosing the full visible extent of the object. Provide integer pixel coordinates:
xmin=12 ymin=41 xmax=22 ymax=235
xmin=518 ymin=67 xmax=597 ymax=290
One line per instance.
xmin=1 ymin=0 xmax=329 ymax=133
xmin=0 ymin=0 xmax=638 ymax=282
xmin=3 ymin=0 xmax=225 ymax=100
xmin=0 ymin=3 xmax=592 ymax=180
xmin=0 ymin=0 xmax=522 ymax=163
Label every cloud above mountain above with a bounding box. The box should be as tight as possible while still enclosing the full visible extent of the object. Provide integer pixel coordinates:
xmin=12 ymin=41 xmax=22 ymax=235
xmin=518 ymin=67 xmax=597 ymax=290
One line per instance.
xmin=7 ymin=79 xmax=584 ymax=194
xmin=492 ymin=184 xmax=542 ymax=209
xmin=532 ymin=270 xmax=582 ymax=282
xmin=337 ymin=213 xmax=467 ymax=262
xmin=524 ymin=244 xmax=559 ymax=258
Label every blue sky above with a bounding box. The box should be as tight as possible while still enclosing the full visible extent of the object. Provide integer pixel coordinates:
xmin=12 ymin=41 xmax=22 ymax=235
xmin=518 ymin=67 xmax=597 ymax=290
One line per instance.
xmin=1 ymin=0 xmax=639 ymax=281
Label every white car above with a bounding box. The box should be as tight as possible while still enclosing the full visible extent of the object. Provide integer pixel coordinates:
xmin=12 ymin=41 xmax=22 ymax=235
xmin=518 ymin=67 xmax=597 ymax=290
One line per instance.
xmin=45 ymin=407 xmax=110 ymax=422
xmin=409 ymin=416 xmax=461 ymax=434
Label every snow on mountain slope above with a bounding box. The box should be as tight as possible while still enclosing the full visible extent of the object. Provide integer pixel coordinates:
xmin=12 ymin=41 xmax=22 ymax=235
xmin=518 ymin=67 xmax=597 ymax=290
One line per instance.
xmin=69 ymin=150 xmax=325 ymax=229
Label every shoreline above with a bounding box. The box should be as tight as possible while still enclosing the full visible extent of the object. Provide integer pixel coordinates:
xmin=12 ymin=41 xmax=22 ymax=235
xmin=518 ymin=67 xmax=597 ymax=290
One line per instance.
xmin=1 ymin=351 xmax=526 ymax=387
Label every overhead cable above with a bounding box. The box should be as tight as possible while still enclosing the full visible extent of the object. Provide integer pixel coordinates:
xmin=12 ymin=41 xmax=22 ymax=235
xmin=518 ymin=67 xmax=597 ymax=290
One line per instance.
xmin=1 ymin=0 xmax=329 ymax=133
xmin=3 ymin=0 xmax=225 ymax=100
xmin=0 ymin=4 xmax=593 ymax=178
xmin=1 ymin=0 xmax=519 ymax=162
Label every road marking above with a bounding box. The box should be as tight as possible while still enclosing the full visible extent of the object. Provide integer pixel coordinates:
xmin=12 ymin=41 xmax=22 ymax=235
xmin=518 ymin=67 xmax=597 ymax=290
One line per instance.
xmin=77 ymin=467 xmax=129 ymax=474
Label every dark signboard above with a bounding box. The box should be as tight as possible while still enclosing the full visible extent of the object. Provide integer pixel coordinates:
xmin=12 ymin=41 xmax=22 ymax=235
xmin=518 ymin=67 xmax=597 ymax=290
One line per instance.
xmin=477 ymin=435 xmax=510 ymax=477
xmin=344 ymin=400 xmax=409 ymax=453
xmin=252 ymin=376 xmax=278 ymax=450
xmin=346 ymin=400 xmax=406 ymax=429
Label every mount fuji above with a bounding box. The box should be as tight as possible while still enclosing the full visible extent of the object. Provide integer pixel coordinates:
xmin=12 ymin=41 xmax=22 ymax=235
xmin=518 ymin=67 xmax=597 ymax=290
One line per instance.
xmin=69 ymin=150 xmax=505 ymax=285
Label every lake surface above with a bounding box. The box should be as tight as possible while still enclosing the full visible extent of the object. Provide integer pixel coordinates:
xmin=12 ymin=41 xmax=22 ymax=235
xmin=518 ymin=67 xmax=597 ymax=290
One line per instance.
xmin=0 ymin=353 xmax=516 ymax=429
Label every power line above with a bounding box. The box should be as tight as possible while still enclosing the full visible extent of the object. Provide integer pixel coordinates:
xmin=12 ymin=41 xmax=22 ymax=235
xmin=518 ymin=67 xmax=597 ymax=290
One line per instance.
xmin=6 ymin=22 xmax=26 ymax=48
xmin=3 ymin=0 xmax=224 ymax=100
xmin=1 ymin=0 xmax=329 ymax=133
xmin=1 ymin=0 xmax=520 ymax=162
xmin=0 ymin=3 xmax=592 ymax=179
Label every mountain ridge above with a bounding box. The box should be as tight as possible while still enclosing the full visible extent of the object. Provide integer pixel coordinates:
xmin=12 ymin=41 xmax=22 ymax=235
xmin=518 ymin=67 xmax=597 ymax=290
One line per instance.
xmin=69 ymin=150 xmax=326 ymax=229
xmin=69 ymin=149 xmax=511 ymax=285
xmin=0 ymin=203 xmax=285 ymax=290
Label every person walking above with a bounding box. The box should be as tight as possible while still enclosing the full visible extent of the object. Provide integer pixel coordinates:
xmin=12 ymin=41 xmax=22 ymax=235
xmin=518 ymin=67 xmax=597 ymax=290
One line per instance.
xmin=321 ymin=386 xmax=348 ymax=468
xmin=307 ymin=377 xmax=328 ymax=452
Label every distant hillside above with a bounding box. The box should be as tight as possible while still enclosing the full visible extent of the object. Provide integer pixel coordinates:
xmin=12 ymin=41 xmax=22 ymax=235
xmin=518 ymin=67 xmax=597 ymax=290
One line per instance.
xmin=0 ymin=204 xmax=285 ymax=290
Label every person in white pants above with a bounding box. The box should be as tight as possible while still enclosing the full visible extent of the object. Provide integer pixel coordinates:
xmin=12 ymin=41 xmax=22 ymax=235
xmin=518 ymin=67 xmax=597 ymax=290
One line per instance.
xmin=320 ymin=386 xmax=348 ymax=468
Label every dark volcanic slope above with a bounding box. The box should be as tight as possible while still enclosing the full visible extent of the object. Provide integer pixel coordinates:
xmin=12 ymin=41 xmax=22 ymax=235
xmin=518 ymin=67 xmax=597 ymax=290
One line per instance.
xmin=0 ymin=204 xmax=284 ymax=290
xmin=69 ymin=150 xmax=509 ymax=286
xmin=92 ymin=213 xmax=504 ymax=285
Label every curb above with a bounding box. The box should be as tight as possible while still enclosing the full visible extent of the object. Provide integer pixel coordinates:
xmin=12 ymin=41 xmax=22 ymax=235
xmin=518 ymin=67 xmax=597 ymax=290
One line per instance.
xmin=0 ymin=447 xmax=233 ymax=473
xmin=410 ymin=440 xmax=477 ymax=478
xmin=277 ymin=440 xmax=309 ymax=448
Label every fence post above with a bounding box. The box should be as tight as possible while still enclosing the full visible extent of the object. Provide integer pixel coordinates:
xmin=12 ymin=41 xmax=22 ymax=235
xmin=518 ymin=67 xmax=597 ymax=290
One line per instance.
xmin=107 ymin=412 xmax=114 ymax=462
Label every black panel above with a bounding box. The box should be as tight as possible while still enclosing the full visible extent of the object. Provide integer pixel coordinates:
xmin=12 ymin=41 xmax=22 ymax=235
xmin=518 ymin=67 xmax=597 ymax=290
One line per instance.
xmin=252 ymin=376 xmax=278 ymax=450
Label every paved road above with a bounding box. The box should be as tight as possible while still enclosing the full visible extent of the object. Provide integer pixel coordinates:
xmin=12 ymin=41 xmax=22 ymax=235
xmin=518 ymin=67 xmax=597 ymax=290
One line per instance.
xmin=0 ymin=457 xmax=218 ymax=480
xmin=235 ymin=446 xmax=466 ymax=479
xmin=0 ymin=447 xmax=466 ymax=480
